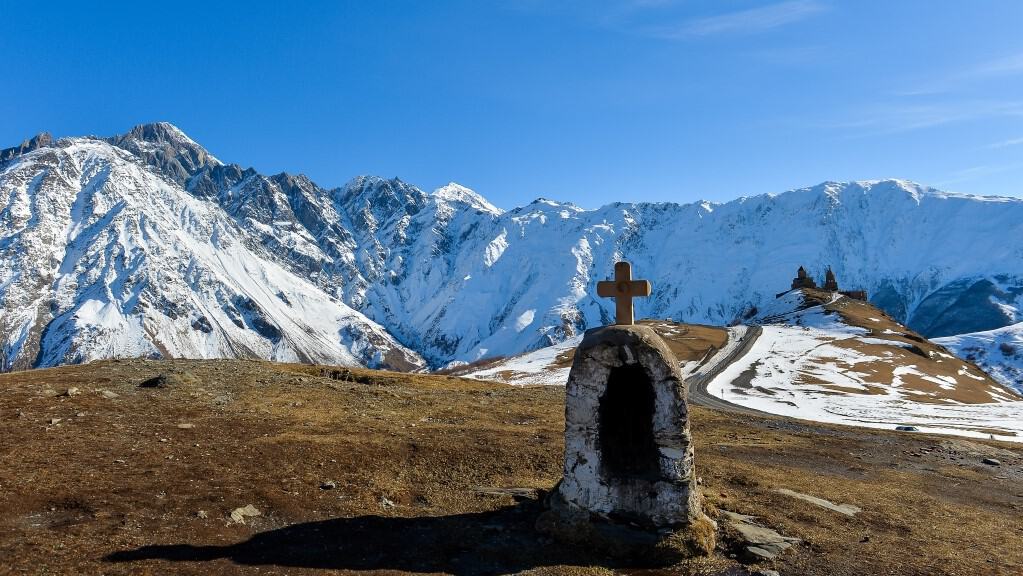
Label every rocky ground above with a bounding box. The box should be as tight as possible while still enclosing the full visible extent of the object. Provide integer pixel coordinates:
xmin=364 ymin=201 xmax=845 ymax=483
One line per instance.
xmin=1 ymin=359 xmax=1021 ymax=575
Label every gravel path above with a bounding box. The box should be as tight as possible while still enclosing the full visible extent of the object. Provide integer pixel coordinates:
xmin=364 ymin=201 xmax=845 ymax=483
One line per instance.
xmin=686 ymin=325 xmax=769 ymax=416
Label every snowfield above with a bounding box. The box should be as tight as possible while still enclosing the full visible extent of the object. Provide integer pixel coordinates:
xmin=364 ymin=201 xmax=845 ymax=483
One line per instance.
xmin=704 ymin=293 xmax=1023 ymax=442
xmin=466 ymin=334 xmax=581 ymax=386
xmin=705 ymin=324 xmax=1023 ymax=442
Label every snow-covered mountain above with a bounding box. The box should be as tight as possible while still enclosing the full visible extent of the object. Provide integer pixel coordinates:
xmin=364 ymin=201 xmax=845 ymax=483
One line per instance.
xmin=0 ymin=125 xmax=425 ymax=371
xmin=936 ymin=323 xmax=1023 ymax=392
xmin=2 ymin=123 xmax=1022 ymax=383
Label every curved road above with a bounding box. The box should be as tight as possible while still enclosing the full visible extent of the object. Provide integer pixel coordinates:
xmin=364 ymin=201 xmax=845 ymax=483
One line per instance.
xmin=686 ymin=325 xmax=771 ymax=416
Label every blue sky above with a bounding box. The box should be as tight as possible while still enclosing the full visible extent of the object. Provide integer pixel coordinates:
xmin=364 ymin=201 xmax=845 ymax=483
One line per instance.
xmin=1 ymin=1 xmax=1021 ymax=207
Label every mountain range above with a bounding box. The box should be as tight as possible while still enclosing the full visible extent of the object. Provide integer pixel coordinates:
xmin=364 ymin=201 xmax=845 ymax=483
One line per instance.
xmin=1 ymin=123 xmax=1021 ymax=391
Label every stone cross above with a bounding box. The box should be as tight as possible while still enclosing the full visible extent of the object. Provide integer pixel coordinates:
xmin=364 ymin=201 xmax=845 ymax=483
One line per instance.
xmin=596 ymin=261 xmax=651 ymax=326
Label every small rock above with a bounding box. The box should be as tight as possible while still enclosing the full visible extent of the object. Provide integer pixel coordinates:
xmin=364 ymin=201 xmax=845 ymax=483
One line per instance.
xmin=99 ymin=390 xmax=120 ymax=399
xmin=48 ymin=418 xmax=62 ymax=425
xmin=113 ymin=459 xmax=126 ymax=464
xmin=982 ymin=458 xmax=1001 ymax=466
xmin=63 ymin=387 xmax=81 ymax=397
xmin=380 ymin=497 xmax=396 ymax=509
xmin=320 ymin=481 xmax=337 ymax=490
xmin=177 ymin=423 xmax=195 ymax=429
xmin=860 ymin=535 xmax=871 ymax=543
xmin=720 ymin=510 xmax=800 ymax=562
xmin=196 ymin=510 xmax=208 ymax=519
xmin=76 ymin=412 xmax=86 ymax=417
xmin=159 ymin=438 xmax=168 ymax=443
xmin=776 ymin=488 xmax=861 ymax=516
xmin=229 ymin=504 xmax=261 ymax=524
xmin=754 ymin=570 xmax=781 ymax=576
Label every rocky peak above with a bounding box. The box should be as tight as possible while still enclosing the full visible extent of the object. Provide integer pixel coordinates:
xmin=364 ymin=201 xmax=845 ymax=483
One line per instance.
xmin=0 ymin=132 xmax=54 ymax=164
xmin=271 ymin=172 xmax=317 ymax=190
xmin=107 ymin=122 xmax=221 ymax=184
xmin=122 ymin=121 xmax=190 ymax=144
xmin=336 ymin=176 xmax=429 ymax=226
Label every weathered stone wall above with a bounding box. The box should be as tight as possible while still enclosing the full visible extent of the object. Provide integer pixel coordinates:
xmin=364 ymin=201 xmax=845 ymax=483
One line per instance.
xmin=558 ymin=324 xmax=699 ymax=527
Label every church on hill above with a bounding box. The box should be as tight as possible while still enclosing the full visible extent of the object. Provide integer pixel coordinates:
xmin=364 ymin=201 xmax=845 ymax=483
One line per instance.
xmin=790 ymin=266 xmax=817 ymax=290
xmin=786 ymin=266 xmax=867 ymax=301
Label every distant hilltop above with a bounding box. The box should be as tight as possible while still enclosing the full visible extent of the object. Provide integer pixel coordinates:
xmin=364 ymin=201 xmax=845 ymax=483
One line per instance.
xmin=786 ymin=266 xmax=867 ymax=301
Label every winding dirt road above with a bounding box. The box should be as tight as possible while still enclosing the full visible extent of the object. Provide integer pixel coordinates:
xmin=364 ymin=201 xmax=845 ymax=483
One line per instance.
xmin=686 ymin=325 xmax=769 ymax=416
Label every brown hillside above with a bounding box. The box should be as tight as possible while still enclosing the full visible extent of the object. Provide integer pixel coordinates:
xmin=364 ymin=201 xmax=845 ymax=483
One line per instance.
xmin=1 ymin=359 xmax=1021 ymax=575
xmin=444 ymin=320 xmax=728 ymax=384
xmin=783 ymin=289 xmax=1020 ymax=404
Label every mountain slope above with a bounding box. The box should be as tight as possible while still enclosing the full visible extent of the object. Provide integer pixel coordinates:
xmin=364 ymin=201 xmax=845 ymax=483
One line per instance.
xmin=2 ymin=123 xmax=1023 ymax=376
xmin=461 ymin=291 xmax=1023 ymax=441
xmin=457 ymin=320 xmax=728 ymax=386
xmin=705 ymin=290 xmax=1022 ymax=441
xmin=936 ymin=323 xmax=1023 ymax=393
xmin=0 ymin=132 xmax=424 ymax=371
xmin=337 ymin=177 xmax=1023 ymax=369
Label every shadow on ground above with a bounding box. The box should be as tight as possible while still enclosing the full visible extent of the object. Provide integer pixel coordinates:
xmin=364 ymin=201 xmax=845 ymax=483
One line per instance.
xmin=105 ymin=502 xmax=688 ymax=576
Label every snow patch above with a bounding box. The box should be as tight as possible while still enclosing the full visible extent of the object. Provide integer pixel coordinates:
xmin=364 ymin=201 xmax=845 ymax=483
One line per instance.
xmin=514 ymin=309 xmax=536 ymax=332
xmin=484 ymin=229 xmax=508 ymax=268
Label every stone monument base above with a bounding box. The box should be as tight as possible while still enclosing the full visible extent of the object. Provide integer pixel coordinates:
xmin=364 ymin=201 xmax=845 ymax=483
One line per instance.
xmin=536 ymin=485 xmax=717 ymax=563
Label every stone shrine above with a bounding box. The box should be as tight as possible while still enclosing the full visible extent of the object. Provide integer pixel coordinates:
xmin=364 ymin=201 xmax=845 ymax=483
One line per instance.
xmin=538 ymin=261 xmax=714 ymax=560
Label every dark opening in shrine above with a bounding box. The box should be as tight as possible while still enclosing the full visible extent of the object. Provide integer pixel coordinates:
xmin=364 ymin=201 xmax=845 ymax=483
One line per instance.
xmin=598 ymin=364 xmax=660 ymax=479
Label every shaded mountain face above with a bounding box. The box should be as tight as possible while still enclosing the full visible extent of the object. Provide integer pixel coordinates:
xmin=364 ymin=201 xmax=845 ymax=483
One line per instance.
xmin=1 ymin=123 xmax=1021 ymax=377
xmin=936 ymin=323 xmax=1023 ymax=393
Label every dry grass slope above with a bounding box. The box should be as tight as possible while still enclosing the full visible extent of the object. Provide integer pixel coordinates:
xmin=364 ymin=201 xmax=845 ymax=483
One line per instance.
xmin=790 ymin=289 xmax=1018 ymax=405
xmin=1 ymin=359 xmax=1021 ymax=575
